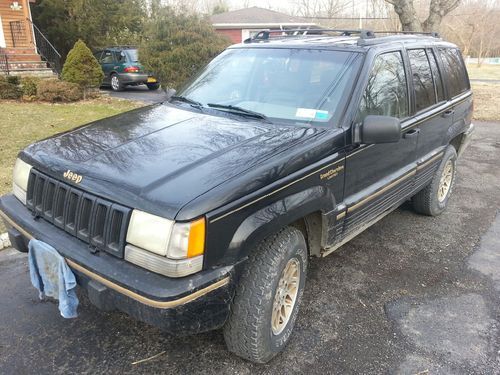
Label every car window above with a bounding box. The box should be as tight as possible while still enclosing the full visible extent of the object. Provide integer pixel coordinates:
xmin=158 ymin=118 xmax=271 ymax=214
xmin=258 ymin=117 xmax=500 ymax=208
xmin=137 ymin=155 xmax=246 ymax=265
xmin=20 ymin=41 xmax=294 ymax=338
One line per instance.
xmin=179 ymin=48 xmax=363 ymax=127
xmin=101 ymin=51 xmax=114 ymax=64
xmin=93 ymin=51 xmax=102 ymax=62
xmin=114 ymin=51 xmax=126 ymax=63
xmin=408 ymin=49 xmax=436 ymax=112
xmin=438 ymin=48 xmax=469 ymax=98
xmin=427 ymin=49 xmax=445 ymax=102
xmin=357 ymin=51 xmax=409 ymax=120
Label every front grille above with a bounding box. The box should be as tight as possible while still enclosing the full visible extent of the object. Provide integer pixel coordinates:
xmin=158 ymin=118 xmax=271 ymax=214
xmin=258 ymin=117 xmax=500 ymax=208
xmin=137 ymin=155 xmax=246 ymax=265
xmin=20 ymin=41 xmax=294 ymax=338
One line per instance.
xmin=26 ymin=169 xmax=131 ymax=257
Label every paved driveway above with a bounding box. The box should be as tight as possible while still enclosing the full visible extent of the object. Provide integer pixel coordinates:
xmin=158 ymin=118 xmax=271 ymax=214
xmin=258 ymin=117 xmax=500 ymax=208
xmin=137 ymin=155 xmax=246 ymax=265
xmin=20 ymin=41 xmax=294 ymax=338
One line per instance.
xmin=1 ymin=122 xmax=499 ymax=374
xmin=102 ymin=86 xmax=168 ymax=104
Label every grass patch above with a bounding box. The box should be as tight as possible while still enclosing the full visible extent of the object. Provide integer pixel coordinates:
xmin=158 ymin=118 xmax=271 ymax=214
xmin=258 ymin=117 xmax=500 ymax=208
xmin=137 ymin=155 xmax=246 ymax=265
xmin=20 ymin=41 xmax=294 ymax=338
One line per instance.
xmin=472 ymin=83 xmax=500 ymax=121
xmin=0 ymin=98 xmax=140 ymax=233
xmin=466 ymin=64 xmax=500 ymax=81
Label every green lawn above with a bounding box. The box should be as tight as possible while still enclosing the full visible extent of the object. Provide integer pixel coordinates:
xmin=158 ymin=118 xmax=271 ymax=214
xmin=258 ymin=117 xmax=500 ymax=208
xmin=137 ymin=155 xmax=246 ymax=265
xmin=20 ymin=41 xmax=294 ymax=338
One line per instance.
xmin=467 ymin=64 xmax=500 ymax=81
xmin=0 ymin=98 xmax=140 ymax=233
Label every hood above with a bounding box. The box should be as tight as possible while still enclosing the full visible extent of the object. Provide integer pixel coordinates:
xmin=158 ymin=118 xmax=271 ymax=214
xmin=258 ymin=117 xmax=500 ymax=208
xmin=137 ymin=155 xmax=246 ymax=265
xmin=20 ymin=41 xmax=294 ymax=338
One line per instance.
xmin=22 ymin=104 xmax=322 ymax=219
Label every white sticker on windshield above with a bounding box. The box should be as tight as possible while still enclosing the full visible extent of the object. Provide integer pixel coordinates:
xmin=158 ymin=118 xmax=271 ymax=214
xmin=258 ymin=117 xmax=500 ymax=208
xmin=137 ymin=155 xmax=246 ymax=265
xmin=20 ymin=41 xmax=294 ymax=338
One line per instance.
xmin=295 ymin=108 xmax=317 ymax=119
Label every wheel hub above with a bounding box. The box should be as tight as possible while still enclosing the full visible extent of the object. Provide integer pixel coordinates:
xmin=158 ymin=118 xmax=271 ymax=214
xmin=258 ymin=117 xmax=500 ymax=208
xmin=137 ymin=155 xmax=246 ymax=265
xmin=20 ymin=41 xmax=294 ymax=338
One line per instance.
xmin=111 ymin=76 xmax=119 ymax=90
xmin=272 ymin=258 xmax=300 ymax=335
xmin=438 ymin=159 xmax=453 ymax=202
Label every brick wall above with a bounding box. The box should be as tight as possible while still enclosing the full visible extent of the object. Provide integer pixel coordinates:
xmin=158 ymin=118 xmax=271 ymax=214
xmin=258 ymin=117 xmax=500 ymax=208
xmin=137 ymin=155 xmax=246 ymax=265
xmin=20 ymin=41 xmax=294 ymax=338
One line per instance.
xmin=0 ymin=0 xmax=34 ymax=49
xmin=215 ymin=29 xmax=242 ymax=44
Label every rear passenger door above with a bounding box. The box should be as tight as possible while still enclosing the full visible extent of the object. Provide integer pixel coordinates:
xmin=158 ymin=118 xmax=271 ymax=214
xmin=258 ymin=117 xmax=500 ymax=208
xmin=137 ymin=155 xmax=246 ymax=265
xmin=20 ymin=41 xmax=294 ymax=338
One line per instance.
xmin=437 ymin=48 xmax=473 ymax=136
xmin=407 ymin=48 xmax=450 ymax=161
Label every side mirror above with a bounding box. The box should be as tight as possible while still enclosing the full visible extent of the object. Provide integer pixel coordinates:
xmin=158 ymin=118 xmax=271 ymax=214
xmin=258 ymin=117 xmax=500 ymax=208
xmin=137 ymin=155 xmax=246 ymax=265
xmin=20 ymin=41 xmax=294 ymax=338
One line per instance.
xmin=361 ymin=115 xmax=401 ymax=144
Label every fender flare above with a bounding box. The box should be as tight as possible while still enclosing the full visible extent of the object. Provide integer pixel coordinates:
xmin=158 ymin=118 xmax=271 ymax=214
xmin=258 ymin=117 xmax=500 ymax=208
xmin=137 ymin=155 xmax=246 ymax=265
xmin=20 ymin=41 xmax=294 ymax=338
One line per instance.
xmin=227 ymin=185 xmax=335 ymax=260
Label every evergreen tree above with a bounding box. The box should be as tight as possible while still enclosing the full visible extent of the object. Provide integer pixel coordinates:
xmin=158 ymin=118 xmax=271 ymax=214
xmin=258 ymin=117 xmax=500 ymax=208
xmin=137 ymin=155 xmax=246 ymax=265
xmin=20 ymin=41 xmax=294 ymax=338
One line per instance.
xmin=62 ymin=39 xmax=104 ymax=97
xmin=140 ymin=8 xmax=230 ymax=90
xmin=32 ymin=0 xmax=146 ymax=58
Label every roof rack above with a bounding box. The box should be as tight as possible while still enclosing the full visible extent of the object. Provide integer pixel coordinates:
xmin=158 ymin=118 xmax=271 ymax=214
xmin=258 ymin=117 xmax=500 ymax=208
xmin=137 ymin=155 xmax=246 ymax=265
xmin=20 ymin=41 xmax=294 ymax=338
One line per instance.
xmin=243 ymin=28 xmax=440 ymax=44
xmin=106 ymin=45 xmax=137 ymax=49
xmin=243 ymin=28 xmax=376 ymax=43
xmin=373 ymin=30 xmax=440 ymax=38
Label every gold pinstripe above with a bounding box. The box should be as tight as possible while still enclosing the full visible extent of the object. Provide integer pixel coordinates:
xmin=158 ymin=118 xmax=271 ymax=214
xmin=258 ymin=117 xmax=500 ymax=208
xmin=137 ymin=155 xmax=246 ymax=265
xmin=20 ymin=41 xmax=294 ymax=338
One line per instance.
xmin=0 ymin=209 xmax=229 ymax=309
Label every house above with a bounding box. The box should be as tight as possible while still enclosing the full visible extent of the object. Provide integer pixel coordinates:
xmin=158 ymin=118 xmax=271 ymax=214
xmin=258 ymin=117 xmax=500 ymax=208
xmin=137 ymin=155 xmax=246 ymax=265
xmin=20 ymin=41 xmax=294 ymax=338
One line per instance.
xmin=0 ymin=0 xmax=58 ymax=75
xmin=211 ymin=6 xmax=317 ymax=43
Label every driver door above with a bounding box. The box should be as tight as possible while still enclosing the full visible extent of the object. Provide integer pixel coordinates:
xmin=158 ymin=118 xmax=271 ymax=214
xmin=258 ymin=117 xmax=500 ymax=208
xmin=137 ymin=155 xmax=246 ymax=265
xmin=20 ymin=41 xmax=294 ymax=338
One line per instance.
xmin=342 ymin=50 xmax=418 ymax=234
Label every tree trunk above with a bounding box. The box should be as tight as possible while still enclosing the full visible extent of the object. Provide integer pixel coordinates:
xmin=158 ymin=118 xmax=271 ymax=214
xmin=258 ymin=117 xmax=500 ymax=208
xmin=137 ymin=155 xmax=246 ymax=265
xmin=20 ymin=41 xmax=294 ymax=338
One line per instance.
xmin=389 ymin=0 xmax=423 ymax=31
xmin=386 ymin=0 xmax=462 ymax=32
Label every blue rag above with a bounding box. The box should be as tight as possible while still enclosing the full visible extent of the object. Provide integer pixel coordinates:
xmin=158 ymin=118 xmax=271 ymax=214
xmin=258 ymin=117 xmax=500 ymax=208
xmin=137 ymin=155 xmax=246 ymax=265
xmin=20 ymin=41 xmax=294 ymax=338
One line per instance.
xmin=28 ymin=239 xmax=79 ymax=318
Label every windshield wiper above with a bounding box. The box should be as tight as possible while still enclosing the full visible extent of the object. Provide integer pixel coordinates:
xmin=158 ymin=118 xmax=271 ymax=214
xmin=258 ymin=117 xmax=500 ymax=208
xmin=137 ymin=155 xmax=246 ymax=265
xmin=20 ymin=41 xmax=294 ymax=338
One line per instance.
xmin=207 ymin=103 xmax=270 ymax=122
xmin=170 ymin=95 xmax=204 ymax=109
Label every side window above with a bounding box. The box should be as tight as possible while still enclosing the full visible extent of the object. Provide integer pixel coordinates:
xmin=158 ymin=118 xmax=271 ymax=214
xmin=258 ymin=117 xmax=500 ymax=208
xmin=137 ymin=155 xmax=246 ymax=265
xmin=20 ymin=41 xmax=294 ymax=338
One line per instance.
xmin=114 ymin=51 xmax=126 ymax=63
xmin=101 ymin=50 xmax=114 ymax=64
xmin=427 ymin=49 xmax=445 ymax=102
xmin=438 ymin=48 xmax=469 ymax=98
xmin=408 ymin=49 xmax=436 ymax=112
xmin=93 ymin=51 xmax=102 ymax=62
xmin=358 ymin=51 xmax=408 ymax=120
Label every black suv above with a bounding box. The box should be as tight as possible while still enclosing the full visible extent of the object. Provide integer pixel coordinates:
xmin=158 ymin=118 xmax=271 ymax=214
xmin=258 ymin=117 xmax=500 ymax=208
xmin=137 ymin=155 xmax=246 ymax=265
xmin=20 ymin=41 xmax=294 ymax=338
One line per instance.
xmin=1 ymin=30 xmax=473 ymax=363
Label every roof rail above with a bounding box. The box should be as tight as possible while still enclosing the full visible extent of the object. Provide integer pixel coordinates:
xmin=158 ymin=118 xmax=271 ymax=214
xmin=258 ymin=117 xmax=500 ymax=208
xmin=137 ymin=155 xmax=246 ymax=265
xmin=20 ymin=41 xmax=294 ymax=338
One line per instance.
xmin=106 ymin=45 xmax=137 ymax=49
xmin=243 ymin=28 xmax=375 ymax=43
xmin=373 ymin=30 xmax=440 ymax=38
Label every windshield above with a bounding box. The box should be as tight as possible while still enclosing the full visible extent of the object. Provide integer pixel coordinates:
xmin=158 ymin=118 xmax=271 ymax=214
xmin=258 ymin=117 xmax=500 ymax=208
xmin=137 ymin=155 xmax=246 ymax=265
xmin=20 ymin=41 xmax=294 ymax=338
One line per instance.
xmin=178 ymin=48 xmax=362 ymax=126
xmin=125 ymin=49 xmax=139 ymax=62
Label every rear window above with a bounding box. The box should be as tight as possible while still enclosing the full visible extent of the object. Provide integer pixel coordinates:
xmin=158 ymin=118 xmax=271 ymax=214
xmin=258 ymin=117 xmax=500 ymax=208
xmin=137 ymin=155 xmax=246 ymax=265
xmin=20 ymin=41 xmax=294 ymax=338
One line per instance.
xmin=125 ymin=49 xmax=139 ymax=62
xmin=438 ymin=48 xmax=469 ymax=98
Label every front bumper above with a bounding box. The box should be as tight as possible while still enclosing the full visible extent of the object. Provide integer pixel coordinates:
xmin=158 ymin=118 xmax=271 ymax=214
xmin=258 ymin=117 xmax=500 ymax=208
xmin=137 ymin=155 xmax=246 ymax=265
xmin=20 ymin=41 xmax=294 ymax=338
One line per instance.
xmin=0 ymin=194 xmax=234 ymax=335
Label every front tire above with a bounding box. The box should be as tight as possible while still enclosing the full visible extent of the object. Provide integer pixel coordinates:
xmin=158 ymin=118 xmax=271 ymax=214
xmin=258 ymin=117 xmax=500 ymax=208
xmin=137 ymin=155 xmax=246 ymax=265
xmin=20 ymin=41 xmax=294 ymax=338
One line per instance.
xmin=412 ymin=146 xmax=457 ymax=216
xmin=223 ymin=227 xmax=308 ymax=363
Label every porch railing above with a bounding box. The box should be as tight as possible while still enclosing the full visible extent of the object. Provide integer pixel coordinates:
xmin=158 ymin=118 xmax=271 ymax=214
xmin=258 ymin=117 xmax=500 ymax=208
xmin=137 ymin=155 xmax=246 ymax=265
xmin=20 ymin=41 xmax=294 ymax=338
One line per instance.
xmin=26 ymin=18 xmax=62 ymax=74
xmin=0 ymin=49 xmax=9 ymax=75
xmin=9 ymin=20 xmax=27 ymax=47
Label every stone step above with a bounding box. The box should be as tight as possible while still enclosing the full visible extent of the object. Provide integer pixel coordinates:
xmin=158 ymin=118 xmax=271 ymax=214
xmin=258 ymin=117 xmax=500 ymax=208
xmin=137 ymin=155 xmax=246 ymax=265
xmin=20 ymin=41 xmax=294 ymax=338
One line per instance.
xmin=7 ymin=61 xmax=49 ymax=70
xmin=1 ymin=47 xmax=37 ymax=55
xmin=4 ymin=54 xmax=42 ymax=62
xmin=4 ymin=69 xmax=56 ymax=77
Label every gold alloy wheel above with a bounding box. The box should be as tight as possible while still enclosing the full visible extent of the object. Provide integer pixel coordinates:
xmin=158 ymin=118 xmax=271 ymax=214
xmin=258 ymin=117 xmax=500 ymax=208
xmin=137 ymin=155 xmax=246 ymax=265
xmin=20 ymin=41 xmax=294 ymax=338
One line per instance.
xmin=272 ymin=258 xmax=300 ymax=335
xmin=438 ymin=159 xmax=454 ymax=202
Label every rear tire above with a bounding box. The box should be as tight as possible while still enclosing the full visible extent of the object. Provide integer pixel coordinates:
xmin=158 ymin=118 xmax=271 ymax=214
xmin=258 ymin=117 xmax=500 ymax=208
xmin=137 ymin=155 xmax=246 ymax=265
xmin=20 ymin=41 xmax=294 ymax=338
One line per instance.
xmin=110 ymin=74 xmax=124 ymax=91
xmin=147 ymin=83 xmax=160 ymax=90
xmin=412 ymin=146 xmax=457 ymax=216
xmin=223 ymin=227 xmax=308 ymax=363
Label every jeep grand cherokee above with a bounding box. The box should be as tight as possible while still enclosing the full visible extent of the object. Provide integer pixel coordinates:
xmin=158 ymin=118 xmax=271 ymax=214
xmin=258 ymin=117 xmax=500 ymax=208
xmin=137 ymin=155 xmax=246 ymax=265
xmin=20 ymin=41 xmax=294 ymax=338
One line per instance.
xmin=0 ymin=29 xmax=474 ymax=363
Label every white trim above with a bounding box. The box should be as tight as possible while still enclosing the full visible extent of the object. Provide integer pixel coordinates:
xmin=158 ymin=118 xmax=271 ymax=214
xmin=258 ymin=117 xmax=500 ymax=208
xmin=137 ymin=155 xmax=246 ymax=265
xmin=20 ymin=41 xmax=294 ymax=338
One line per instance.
xmin=213 ymin=22 xmax=316 ymax=29
xmin=0 ymin=16 xmax=6 ymax=48
xmin=27 ymin=0 xmax=37 ymax=52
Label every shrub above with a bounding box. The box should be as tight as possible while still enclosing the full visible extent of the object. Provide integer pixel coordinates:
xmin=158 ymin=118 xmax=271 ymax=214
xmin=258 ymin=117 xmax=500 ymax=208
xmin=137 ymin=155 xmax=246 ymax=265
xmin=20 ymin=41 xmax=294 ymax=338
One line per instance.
xmin=62 ymin=39 xmax=104 ymax=96
xmin=21 ymin=76 xmax=41 ymax=98
xmin=140 ymin=8 xmax=230 ymax=90
xmin=6 ymin=75 xmax=20 ymax=85
xmin=0 ymin=75 xmax=22 ymax=100
xmin=37 ymin=79 xmax=83 ymax=102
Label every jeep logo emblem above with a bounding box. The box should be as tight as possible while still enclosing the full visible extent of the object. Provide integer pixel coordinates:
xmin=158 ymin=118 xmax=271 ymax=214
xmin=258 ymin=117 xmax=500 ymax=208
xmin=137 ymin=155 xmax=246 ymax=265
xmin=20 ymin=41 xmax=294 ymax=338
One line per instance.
xmin=63 ymin=169 xmax=83 ymax=184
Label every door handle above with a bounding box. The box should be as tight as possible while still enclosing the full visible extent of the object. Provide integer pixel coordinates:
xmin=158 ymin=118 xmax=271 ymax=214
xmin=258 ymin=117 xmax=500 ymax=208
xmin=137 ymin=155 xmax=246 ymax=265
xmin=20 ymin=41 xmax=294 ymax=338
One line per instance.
xmin=442 ymin=109 xmax=454 ymax=118
xmin=403 ymin=128 xmax=420 ymax=138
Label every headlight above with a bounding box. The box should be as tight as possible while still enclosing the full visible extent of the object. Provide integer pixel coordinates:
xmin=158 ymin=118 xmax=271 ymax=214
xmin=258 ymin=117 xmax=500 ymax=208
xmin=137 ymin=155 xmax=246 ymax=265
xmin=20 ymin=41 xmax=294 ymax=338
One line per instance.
xmin=12 ymin=158 xmax=32 ymax=204
xmin=126 ymin=210 xmax=205 ymax=277
xmin=126 ymin=210 xmax=174 ymax=256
